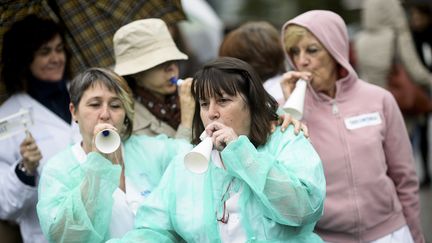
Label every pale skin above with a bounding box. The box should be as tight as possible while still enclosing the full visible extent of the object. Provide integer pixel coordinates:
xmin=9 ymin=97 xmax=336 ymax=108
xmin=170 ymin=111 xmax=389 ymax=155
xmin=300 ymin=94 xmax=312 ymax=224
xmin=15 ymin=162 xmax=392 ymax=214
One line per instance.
xmin=199 ymin=91 xmax=308 ymax=151
xmin=66 ymin=82 xmax=303 ymax=193
xmin=200 ymin=92 xmax=251 ymax=151
xmin=275 ymin=113 xmax=308 ymax=137
xmin=70 ymin=83 xmax=127 ymax=192
xmin=19 ymin=34 xmax=66 ymax=175
xmin=281 ymin=31 xmax=338 ymax=99
xmin=29 ymin=34 xmax=66 ymax=82
xmin=131 ymin=61 xmax=195 ymax=129
xmin=19 ymin=132 xmax=42 ymax=175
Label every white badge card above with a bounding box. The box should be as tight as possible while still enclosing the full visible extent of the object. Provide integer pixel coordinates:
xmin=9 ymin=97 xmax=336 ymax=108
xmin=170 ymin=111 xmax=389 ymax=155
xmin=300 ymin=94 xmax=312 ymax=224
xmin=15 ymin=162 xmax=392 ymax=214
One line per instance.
xmin=0 ymin=108 xmax=33 ymax=140
xmin=344 ymin=112 xmax=382 ymax=130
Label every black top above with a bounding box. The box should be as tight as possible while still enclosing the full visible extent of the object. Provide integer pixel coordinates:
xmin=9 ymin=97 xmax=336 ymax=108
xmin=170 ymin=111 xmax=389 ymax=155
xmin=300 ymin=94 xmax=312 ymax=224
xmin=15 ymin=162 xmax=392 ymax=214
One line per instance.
xmin=412 ymin=26 xmax=432 ymax=71
xmin=27 ymin=76 xmax=71 ymax=124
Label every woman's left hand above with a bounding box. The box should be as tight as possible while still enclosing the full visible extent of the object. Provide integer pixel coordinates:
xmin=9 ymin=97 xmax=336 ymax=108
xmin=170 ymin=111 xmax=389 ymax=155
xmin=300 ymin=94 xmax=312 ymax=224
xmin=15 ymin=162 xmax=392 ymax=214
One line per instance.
xmin=178 ymin=77 xmax=195 ymax=129
xmin=204 ymin=121 xmax=239 ymax=151
xmin=272 ymin=113 xmax=309 ymax=137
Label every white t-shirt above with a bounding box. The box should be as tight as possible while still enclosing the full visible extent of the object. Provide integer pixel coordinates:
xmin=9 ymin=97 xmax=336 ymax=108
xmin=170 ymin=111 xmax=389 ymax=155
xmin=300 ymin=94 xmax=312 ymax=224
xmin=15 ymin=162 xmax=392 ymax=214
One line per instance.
xmin=211 ymin=150 xmax=247 ymax=243
xmin=72 ymin=143 xmax=147 ymax=238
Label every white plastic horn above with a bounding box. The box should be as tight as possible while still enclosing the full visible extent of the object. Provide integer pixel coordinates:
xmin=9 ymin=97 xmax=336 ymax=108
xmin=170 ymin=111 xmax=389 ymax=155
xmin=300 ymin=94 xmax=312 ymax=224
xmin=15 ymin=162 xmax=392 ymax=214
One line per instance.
xmin=184 ymin=132 xmax=213 ymax=174
xmin=282 ymin=79 xmax=307 ymax=120
xmin=95 ymin=129 xmax=121 ymax=154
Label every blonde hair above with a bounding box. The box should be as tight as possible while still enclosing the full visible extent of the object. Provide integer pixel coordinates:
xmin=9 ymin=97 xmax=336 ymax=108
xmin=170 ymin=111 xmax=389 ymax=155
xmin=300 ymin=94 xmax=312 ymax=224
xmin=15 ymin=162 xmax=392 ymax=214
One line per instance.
xmin=283 ymin=25 xmax=309 ymax=57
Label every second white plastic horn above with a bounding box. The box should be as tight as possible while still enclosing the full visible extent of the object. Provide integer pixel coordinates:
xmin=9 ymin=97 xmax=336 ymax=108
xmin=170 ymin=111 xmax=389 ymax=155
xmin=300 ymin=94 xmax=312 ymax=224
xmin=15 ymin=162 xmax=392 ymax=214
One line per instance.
xmin=283 ymin=79 xmax=307 ymax=120
xmin=95 ymin=129 xmax=121 ymax=154
xmin=184 ymin=133 xmax=213 ymax=174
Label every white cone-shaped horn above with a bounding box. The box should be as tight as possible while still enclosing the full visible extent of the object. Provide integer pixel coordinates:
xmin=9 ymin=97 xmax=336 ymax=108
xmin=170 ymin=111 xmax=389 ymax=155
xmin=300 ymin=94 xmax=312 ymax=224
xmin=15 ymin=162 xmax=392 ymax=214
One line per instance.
xmin=282 ymin=79 xmax=307 ymax=120
xmin=184 ymin=133 xmax=213 ymax=174
xmin=95 ymin=129 xmax=121 ymax=154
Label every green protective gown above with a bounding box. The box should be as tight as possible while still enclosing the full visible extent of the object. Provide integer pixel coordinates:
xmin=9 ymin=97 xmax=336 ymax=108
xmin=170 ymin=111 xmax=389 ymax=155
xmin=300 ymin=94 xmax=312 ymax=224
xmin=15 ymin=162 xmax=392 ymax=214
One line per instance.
xmin=36 ymin=135 xmax=192 ymax=243
xmin=109 ymin=126 xmax=326 ymax=242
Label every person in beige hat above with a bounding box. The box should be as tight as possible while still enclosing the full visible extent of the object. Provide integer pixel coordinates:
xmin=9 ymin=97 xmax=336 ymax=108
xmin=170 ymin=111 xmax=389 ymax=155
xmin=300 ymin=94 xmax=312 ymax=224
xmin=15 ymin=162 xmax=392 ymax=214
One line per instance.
xmin=113 ymin=18 xmax=195 ymax=140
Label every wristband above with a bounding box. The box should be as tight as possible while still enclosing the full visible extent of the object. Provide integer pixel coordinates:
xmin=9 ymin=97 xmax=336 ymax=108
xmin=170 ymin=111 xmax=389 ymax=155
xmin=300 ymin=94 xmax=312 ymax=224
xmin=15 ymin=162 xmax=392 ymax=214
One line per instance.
xmin=18 ymin=161 xmax=34 ymax=176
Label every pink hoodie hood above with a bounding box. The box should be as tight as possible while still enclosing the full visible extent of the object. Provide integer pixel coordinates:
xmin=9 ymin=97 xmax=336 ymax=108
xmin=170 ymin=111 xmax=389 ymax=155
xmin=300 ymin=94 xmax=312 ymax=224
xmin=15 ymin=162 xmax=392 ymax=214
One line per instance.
xmin=281 ymin=10 xmax=358 ymax=99
xmin=281 ymin=11 xmax=424 ymax=243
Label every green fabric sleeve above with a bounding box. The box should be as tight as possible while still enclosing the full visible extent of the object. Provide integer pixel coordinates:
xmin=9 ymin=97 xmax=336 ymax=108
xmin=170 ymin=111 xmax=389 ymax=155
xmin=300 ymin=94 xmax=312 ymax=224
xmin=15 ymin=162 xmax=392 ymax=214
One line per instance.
xmin=107 ymin=229 xmax=179 ymax=243
xmin=221 ymin=125 xmax=325 ymax=226
xmin=37 ymin=150 xmax=121 ymax=243
xmin=107 ymin=159 xmax=184 ymax=243
xmin=106 ymin=127 xmax=324 ymax=242
xmin=124 ymin=135 xmax=192 ymax=186
xmin=38 ymin=136 xmax=192 ymax=243
xmin=154 ymin=135 xmax=192 ymax=175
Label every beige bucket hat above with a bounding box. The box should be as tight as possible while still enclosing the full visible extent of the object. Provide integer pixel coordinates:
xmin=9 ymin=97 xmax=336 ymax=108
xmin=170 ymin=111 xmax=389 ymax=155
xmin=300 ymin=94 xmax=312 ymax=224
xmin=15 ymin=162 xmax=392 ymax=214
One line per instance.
xmin=113 ymin=18 xmax=188 ymax=76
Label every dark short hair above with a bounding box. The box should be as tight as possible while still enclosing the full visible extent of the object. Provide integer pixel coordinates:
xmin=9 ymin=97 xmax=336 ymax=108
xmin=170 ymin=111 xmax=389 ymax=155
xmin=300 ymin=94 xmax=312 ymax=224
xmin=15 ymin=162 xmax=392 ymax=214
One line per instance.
xmin=219 ymin=21 xmax=285 ymax=82
xmin=191 ymin=57 xmax=278 ymax=147
xmin=1 ymin=14 xmax=70 ymax=94
xmin=69 ymin=68 xmax=135 ymax=140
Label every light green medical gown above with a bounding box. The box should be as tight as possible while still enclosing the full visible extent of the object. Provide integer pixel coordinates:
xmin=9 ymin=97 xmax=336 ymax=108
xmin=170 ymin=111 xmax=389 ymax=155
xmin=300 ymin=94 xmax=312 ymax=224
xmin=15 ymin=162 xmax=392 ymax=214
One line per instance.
xmin=109 ymin=126 xmax=326 ymax=242
xmin=36 ymin=135 xmax=192 ymax=243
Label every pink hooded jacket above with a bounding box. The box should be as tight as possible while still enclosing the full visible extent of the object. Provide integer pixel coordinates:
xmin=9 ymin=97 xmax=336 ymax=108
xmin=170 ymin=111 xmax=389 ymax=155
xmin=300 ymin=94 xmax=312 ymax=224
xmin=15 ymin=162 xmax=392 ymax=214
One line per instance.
xmin=282 ymin=10 xmax=423 ymax=243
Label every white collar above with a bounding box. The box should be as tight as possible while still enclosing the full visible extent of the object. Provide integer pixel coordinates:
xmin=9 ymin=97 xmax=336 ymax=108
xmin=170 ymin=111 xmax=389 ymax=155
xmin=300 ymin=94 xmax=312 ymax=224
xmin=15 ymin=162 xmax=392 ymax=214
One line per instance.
xmin=71 ymin=141 xmax=87 ymax=164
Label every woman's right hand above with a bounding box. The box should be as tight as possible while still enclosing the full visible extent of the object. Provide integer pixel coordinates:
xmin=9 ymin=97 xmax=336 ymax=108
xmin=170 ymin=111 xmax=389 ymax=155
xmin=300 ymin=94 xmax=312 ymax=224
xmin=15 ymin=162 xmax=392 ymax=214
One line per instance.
xmin=178 ymin=77 xmax=195 ymax=129
xmin=204 ymin=121 xmax=239 ymax=151
xmin=19 ymin=132 xmax=42 ymax=175
xmin=92 ymin=123 xmax=125 ymax=192
xmin=280 ymin=71 xmax=312 ymax=100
